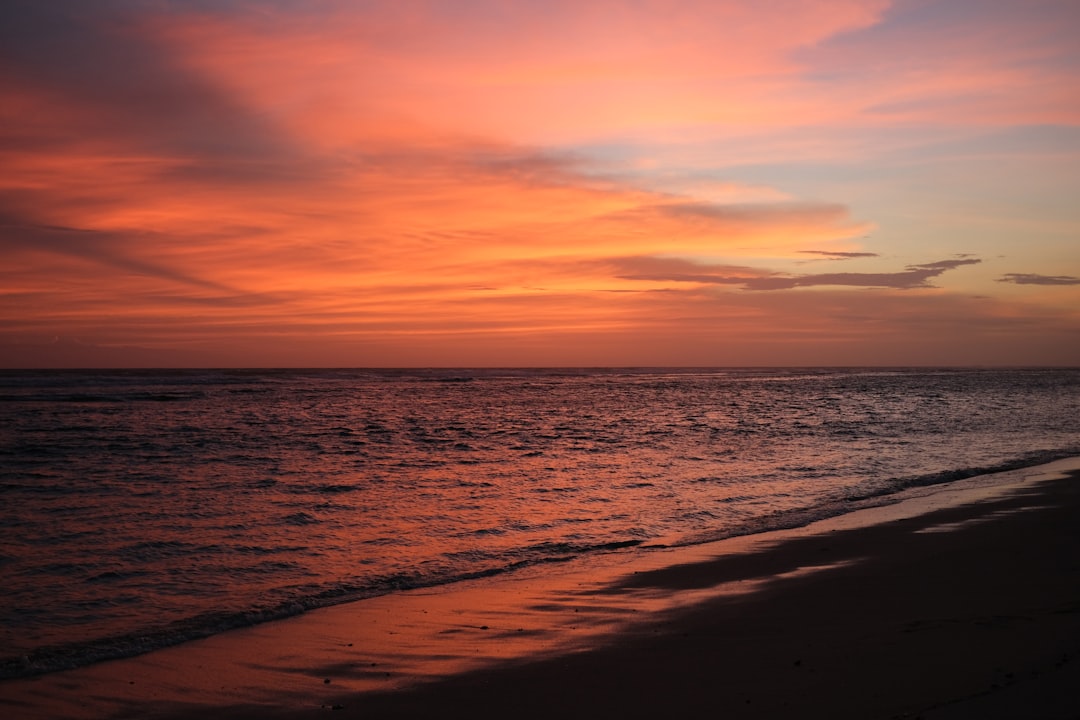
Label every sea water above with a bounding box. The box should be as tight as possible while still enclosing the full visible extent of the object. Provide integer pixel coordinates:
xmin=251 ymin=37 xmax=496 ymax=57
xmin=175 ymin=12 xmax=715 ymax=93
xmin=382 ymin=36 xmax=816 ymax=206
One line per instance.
xmin=1 ymin=367 xmax=1078 ymax=678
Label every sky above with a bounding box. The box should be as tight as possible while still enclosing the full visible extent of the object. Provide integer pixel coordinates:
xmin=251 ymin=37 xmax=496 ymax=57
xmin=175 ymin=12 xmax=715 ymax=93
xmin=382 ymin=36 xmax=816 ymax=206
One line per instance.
xmin=1 ymin=0 xmax=1078 ymax=368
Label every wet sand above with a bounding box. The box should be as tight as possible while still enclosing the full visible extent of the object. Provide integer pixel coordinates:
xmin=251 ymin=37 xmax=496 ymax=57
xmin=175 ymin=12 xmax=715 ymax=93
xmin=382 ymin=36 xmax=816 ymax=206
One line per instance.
xmin=4 ymin=459 xmax=1079 ymax=719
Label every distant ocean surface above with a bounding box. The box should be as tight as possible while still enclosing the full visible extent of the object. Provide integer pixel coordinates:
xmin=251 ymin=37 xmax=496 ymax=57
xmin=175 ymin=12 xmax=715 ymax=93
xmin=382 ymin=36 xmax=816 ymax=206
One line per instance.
xmin=2 ymin=367 xmax=1078 ymax=678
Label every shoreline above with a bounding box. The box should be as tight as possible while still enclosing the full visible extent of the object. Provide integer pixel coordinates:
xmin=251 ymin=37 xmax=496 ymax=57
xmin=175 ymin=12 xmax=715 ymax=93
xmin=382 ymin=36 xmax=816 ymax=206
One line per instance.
xmin=3 ymin=457 xmax=1079 ymax=718
xmin=6 ymin=450 xmax=1075 ymax=683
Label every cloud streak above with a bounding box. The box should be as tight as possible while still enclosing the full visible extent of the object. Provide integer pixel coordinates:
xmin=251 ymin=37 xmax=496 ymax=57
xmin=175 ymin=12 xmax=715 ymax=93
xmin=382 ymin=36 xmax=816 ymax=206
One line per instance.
xmin=616 ymin=257 xmax=981 ymax=291
xmin=998 ymin=273 xmax=1080 ymax=286
xmin=799 ymin=250 xmax=880 ymax=259
xmin=0 ymin=215 xmax=235 ymax=293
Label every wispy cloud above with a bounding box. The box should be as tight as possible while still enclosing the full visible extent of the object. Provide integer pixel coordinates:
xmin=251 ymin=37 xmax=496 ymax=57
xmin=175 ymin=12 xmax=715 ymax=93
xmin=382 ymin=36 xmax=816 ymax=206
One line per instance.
xmin=799 ymin=250 xmax=880 ymax=259
xmin=912 ymin=259 xmax=983 ymax=271
xmin=998 ymin=273 xmax=1080 ymax=286
xmin=0 ymin=211 xmax=236 ymax=293
xmin=616 ymin=257 xmax=981 ymax=291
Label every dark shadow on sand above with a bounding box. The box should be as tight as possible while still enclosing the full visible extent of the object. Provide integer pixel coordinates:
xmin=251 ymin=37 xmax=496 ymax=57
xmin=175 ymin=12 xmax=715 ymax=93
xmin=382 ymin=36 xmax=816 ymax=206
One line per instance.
xmin=128 ymin=473 xmax=1080 ymax=720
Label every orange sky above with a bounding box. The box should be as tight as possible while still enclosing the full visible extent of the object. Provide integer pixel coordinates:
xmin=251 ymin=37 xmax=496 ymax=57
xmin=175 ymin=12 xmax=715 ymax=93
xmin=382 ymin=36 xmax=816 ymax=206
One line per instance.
xmin=2 ymin=0 xmax=1079 ymax=367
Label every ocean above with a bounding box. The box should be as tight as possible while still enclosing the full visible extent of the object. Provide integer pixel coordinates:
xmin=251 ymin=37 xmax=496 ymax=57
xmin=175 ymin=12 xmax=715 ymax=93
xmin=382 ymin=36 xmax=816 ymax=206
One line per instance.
xmin=1 ymin=367 xmax=1078 ymax=679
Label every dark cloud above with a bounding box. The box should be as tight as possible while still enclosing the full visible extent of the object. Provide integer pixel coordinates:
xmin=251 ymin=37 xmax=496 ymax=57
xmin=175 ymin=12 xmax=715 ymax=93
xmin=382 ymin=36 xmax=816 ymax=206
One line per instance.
xmin=742 ymin=267 xmax=950 ymax=291
xmin=799 ymin=250 xmax=880 ymax=259
xmin=0 ymin=0 xmax=286 ymax=159
xmin=909 ymin=259 xmax=982 ymax=271
xmin=997 ymin=273 xmax=1080 ymax=286
xmin=615 ymin=256 xmax=981 ymax=291
xmin=747 ymin=258 xmax=981 ymax=290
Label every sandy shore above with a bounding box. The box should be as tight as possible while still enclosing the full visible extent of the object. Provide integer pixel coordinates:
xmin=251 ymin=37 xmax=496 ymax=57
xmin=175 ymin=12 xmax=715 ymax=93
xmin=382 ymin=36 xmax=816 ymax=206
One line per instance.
xmin=3 ymin=458 xmax=1079 ymax=719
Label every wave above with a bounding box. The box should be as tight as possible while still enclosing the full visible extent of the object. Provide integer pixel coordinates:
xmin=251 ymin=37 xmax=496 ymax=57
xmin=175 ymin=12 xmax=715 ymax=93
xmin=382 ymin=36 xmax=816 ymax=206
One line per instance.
xmin=0 ymin=537 xmax=644 ymax=681
xmin=671 ymin=447 xmax=1080 ymax=548
xmin=3 ymin=448 xmax=1077 ymax=682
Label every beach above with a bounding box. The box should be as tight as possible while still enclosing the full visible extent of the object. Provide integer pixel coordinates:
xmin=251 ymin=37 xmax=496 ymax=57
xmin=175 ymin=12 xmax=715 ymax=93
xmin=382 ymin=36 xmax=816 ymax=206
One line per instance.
xmin=4 ymin=0 xmax=1080 ymax=713
xmin=3 ymin=458 xmax=1078 ymax=719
